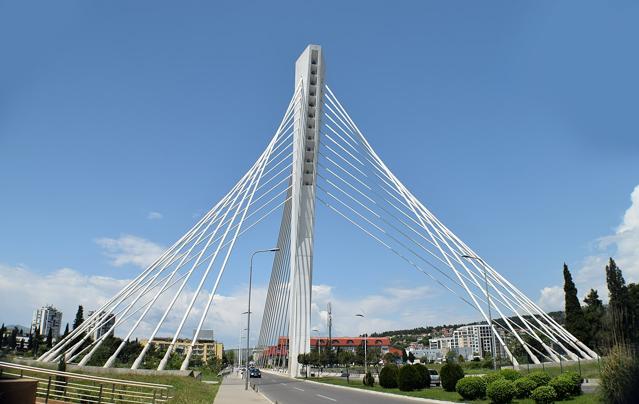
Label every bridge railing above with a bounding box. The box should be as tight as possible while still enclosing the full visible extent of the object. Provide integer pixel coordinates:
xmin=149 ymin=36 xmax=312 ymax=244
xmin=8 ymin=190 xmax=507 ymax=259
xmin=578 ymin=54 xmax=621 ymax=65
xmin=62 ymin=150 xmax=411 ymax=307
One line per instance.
xmin=0 ymin=361 xmax=173 ymax=404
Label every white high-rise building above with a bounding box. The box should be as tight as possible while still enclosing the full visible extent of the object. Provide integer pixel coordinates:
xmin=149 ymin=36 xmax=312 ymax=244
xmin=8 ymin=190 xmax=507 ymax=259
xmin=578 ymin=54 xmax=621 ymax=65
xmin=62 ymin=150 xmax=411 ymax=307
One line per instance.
xmin=31 ymin=305 xmax=63 ymax=339
xmin=87 ymin=310 xmax=116 ymax=340
xmin=452 ymin=324 xmax=506 ymax=358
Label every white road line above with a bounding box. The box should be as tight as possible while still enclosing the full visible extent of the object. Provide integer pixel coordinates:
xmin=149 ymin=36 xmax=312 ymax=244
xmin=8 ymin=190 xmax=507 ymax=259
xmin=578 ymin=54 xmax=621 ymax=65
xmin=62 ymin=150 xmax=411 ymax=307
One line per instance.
xmin=316 ymin=394 xmax=337 ymax=402
xmin=293 ymin=386 xmax=305 ymax=391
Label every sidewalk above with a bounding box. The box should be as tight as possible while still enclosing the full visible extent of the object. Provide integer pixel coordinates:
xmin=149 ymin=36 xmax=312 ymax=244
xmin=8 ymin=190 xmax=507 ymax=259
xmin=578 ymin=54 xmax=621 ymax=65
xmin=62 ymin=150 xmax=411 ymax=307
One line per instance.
xmin=213 ymin=372 xmax=271 ymax=404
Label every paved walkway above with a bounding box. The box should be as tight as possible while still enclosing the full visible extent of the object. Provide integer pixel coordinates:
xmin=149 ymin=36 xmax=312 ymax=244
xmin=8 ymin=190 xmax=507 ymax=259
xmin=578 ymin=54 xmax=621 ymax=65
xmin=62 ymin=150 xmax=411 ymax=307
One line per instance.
xmin=214 ymin=372 xmax=272 ymax=404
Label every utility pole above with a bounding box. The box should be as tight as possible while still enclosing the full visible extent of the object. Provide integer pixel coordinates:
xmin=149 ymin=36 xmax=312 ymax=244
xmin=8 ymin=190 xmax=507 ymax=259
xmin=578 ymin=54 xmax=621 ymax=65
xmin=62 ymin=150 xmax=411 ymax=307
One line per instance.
xmin=327 ymin=302 xmax=332 ymax=364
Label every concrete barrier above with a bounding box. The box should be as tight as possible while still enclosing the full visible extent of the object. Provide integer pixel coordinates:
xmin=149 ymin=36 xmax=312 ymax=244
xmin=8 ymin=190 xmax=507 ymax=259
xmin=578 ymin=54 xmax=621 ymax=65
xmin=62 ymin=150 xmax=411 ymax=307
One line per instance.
xmin=0 ymin=378 xmax=38 ymax=404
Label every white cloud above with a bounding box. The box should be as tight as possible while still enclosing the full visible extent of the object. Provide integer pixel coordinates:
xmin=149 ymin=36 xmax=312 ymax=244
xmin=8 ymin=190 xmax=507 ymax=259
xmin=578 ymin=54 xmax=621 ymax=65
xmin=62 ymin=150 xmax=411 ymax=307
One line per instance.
xmin=538 ymin=286 xmax=564 ymax=311
xmin=147 ymin=211 xmax=163 ymax=220
xmin=539 ymin=184 xmax=639 ymax=306
xmin=0 ymin=263 xmax=129 ymax=329
xmin=95 ymin=234 xmax=165 ymax=269
xmin=309 ymin=283 xmax=456 ymax=337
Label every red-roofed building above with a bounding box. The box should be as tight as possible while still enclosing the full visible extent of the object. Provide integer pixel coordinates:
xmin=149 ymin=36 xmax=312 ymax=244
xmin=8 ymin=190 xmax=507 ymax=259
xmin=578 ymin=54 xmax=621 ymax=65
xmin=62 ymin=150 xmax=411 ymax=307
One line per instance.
xmin=262 ymin=336 xmax=402 ymax=358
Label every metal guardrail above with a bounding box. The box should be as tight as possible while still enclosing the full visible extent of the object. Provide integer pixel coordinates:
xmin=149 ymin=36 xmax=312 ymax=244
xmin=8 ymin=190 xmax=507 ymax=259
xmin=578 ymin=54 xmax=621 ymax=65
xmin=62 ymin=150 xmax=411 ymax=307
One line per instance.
xmin=0 ymin=361 xmax=173 ymax=404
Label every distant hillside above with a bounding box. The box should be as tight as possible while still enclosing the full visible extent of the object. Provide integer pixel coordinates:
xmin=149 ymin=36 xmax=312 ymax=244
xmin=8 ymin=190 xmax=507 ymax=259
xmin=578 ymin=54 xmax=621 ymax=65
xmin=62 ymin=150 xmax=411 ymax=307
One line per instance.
xmin=3 ymin=324 xmax=30 ymax=334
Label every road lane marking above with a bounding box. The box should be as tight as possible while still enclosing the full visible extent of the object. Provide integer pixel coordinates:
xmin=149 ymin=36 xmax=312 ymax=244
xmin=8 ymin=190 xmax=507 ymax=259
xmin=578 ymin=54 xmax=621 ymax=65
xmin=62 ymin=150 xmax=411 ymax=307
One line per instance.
xmin=316 ymin=394 xmax=337 ymax=401
xmin=293 ymin=387 xmax=305 ymax=391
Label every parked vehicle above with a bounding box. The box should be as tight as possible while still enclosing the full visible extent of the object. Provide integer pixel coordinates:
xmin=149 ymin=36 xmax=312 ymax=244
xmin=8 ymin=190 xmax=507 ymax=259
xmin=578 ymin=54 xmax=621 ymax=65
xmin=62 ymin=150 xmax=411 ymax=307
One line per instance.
xmin=429 ymin=369 xmax=440 ymax=386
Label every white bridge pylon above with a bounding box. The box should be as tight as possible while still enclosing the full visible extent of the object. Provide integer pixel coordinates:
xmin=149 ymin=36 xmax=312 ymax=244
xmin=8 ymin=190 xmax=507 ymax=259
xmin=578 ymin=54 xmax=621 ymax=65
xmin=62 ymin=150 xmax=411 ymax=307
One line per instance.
xmin=39 ymin=45 xmax=597 ymax=376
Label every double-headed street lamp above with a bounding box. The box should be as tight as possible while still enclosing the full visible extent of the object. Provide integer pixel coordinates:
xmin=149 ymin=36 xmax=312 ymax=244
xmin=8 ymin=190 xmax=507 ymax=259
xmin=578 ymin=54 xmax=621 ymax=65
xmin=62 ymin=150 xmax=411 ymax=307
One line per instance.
xmin=245 ymin=247 xmax=280 ymax=390
xmin=461 ymin=254 xmax=497 ymax=370
xmin=355 ymin=313 xmax=367 ymax=376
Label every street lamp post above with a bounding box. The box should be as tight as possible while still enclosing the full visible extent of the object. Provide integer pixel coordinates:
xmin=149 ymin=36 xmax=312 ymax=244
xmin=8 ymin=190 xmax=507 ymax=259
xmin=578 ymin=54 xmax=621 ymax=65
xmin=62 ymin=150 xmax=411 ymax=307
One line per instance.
xmin=246 ymin=247 xmax=280 ymax=390
xmin=461 ymin=254 xmax=497 ymax=370
xmin=355 ymin=314 xmax=367 ymax=376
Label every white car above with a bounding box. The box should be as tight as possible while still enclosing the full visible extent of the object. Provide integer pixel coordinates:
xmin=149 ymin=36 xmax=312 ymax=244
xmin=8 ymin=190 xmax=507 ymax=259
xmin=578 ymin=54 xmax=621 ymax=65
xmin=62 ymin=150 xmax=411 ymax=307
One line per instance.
xmin=429 ymin=369 xmax=440 ymax=386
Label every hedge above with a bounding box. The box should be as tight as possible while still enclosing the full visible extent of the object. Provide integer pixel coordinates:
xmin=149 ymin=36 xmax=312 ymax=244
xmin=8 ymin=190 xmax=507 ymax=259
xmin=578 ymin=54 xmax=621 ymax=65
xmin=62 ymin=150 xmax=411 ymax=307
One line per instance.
xmin=379 ymin=364 xmax=399 ymax=388
xmin=398 ymin=364 xmax=421 ymax=391
xmin=548 ymin=374 xmax=574 ymax=400
xmin=455 ymin=376 xmax=486 ymax=400
xmin=499 ymin=369 xmax=521 ymax=381
xmin=482 ymin=371 xmax=504 ymax=386
xmin=486 ymin=379 xmax=515 ymax=404
xmin=412 ymin=364 xmax=431 ymax=389
xmin=513 ymin=377 xmax=537 ymax=398
xmin=440 ymin=362 xmax=465 ymax=392
xmin=530 ymin=385 xmax=557 ymax=404
xmin=527 ymin=371 xmax=551 ymax=388
xmin=562 ymin=371 xmax=582 ymax=396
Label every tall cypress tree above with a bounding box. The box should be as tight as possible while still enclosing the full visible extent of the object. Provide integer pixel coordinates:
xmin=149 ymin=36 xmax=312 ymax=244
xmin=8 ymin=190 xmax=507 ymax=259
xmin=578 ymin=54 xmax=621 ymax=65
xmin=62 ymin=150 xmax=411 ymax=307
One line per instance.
xmin=46 ymin=327 xmax=53 ymax=348
xmin=73 ymin=305 xmax=84 ymax=330
xmin=563 ymin=263 xmax=589 ymax=343
xmin=583 ymin=289 xmax=605 ymax=350
xmin=606 ymin=258 xmax=631 ymax=345
xmin=62 ymin=323 xmax=69 ymax=338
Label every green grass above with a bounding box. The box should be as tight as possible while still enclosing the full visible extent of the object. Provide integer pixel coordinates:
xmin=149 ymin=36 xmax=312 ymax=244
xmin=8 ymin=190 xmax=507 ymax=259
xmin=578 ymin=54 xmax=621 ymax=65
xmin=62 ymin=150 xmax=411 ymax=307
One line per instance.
xmin=309 ymin=377 xmax=600 ymax=403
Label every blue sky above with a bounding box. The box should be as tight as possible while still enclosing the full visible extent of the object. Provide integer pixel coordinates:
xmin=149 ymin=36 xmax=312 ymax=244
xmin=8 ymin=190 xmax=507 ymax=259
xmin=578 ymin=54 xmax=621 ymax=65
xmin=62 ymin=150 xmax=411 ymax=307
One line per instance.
xmin=1 ymin=1 xmax=638 ymax=347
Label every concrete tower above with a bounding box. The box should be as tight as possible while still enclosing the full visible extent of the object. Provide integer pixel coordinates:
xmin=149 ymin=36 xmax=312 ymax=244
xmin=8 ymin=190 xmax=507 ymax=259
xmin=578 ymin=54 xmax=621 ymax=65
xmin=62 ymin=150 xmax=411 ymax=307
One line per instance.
xmin=287 ymin=45 xmax=324 ymax=376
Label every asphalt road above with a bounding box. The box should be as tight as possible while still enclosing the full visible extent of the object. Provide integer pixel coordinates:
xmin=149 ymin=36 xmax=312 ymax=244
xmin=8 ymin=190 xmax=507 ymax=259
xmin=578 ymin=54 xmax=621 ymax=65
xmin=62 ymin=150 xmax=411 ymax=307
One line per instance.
xmin=254 ymin=372 xmax=445 ymax=404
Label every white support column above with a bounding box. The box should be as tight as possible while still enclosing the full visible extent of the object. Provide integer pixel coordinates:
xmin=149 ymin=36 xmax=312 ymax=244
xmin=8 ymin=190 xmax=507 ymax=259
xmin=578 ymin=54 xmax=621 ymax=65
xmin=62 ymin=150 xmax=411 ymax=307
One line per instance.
xmin=287 ymin=45 xmax=323 ymax=377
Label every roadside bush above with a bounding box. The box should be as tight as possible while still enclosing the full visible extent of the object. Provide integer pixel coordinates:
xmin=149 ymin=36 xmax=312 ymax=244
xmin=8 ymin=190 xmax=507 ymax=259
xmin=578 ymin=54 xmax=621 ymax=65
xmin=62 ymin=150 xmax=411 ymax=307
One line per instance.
xmin=600 ymin=345 xmax=639 ymax=404
xmin=482 ymin=371 xmax=504 ymax=386
xmin=412 ymin=363 xmax=431 ymax=389
xmin=363 ymin=371 xmax=375 ymax=387
xmin=562 ymin=371 xmax=582 ymax=396
xmin=440 ymin=362 xmax=465 ymax=391
xmin=499 ymin=369 xmax=521 ymax=381
xmin=486 ymin=379 xmax=515 ymax=404
xmin=513 ymin=377 xmax=537 ymax=398
xmin=548 ymin=374 xmax=573 ymax=400
xmin=379 ymin=364 xmax=398 ymax=389
xmin=398 ymin=364 xmax=421 ymax=391
xmin=456 ymin=376 xmax=487 ymax=400
xmin=527 ymin=371 xmax=551 ymax=388
xmin=530 ymin=385 xmax=557 ymax=404
xmin=486 ymin=378 xmax=515 ymax=404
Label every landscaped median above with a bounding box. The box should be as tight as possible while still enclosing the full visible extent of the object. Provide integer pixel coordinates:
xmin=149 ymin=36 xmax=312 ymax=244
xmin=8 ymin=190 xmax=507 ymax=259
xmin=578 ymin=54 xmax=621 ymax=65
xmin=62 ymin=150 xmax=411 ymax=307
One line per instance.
xmin=301 ymin=365 xmax=601 ymax=404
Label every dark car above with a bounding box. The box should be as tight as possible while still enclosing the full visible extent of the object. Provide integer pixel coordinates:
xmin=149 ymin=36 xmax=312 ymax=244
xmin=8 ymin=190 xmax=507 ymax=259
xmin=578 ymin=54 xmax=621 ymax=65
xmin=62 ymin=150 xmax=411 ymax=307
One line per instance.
xmin=249 ymin=368 xmax=262 ymax=378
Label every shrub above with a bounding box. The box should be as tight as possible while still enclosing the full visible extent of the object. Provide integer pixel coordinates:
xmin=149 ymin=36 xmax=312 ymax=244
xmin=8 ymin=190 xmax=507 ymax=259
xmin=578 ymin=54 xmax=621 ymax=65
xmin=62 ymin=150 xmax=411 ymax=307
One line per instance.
xmin=456 ymin=376 xmax=487 ymax=400
xmin=499 ymin=369 xmax=521 ymax=381
xmin=513 ymin=377 xmax=537 ymax=398
xmin=486 ymin=379 xmax=515 ymax=404
xmin=548 ymin=374 xmax=573 ymax=400
xmin=527 ymin=371 xmax=551 ymax=388
xmin=379 ymin=364 xmax=399 ymax=388
xmin=562 ymin=371 xmax=582 ymax=396
xmin=482 ymin=371 xmax=504 ymax=386
xmin=363 ymin=371 xmax=375 ymax=387
xmin=530 ymin=385 xmax=557 ymax=404
xmin=440 ymin=362 xmax=465 ymax=391
xmin=600 ymin=345 xmax=639 ymax=404
xmin=412 ymin=363 xmax=431 ymax=389
xmin=398 ymin=364 xmax=421 ymax=391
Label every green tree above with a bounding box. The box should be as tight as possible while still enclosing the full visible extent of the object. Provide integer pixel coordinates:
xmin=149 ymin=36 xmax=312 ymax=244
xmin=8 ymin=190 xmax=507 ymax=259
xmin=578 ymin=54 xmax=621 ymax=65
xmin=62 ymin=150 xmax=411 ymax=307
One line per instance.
xmin=628 ymin=283 xmax=639 ymax=343
xmin=563 ymin=263 xmax=589 ymax=343
xmin=46 ymin=327 xmax=53 ymax=348
xmin=0 ymin=323 xmax=6 ymax=347
xmin=583 ymin=289 xmax=605 ymax=350
xmin=9 ymin=327 xmax=18 ymax=349
xmin=606 ymin=258 xmax=632 ymax=345
xmin=401 ymin=348 xmax=408 ymax=363
xmin=298 ymin=353 xmax=311 ymax=378
xmin=408 ymin=351 xmax=416 ymax=363
xmin=73 ymin=305 xmax=84 ymax=330
xmin=56 ymin=353 xmax=68 ymax=396
xmin=62 ymin=323 xmax=69 ymax=338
